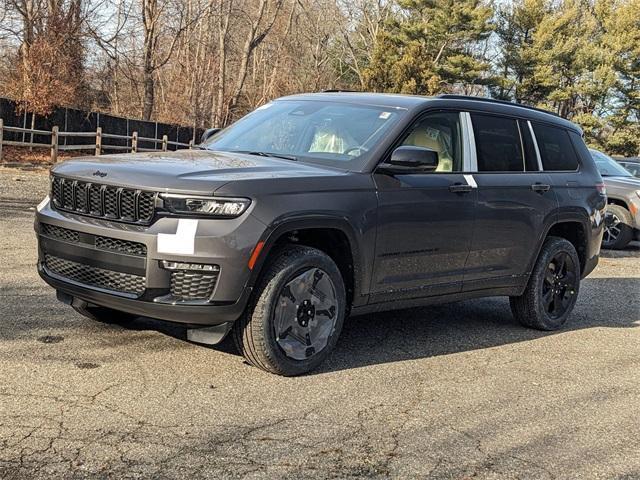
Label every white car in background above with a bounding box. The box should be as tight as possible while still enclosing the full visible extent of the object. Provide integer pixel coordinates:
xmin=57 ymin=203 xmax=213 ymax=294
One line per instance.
xmin=590 ymin=149 xmax=640 ymax=249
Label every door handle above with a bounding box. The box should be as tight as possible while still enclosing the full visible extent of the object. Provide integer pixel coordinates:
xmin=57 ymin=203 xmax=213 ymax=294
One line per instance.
xmin=531 ymin=183 xmax=551 ymax=193
xmin=449 ymin=183 xmax=473 ymax=194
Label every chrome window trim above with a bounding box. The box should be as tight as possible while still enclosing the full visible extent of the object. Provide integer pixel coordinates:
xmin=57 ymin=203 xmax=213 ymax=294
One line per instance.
xmin=527 ymin=121 xmax=544 ymax=171
xmin=462 ymin=112 xmax=478 ymax=172
xmin=516 ymin=120 xmax=527 ymax=171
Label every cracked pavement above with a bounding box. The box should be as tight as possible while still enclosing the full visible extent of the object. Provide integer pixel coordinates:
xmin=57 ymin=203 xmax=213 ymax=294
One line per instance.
xmin=1 ymin=167 xmax=639 ymax=479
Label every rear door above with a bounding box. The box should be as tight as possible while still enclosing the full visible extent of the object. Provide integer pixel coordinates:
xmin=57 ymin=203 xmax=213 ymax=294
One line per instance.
xmin=463 ymin=114 xmax=558 ymax=291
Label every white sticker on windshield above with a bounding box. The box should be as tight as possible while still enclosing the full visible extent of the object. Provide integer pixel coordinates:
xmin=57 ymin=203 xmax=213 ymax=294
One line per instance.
xmin=379 ymin=112 xmax=391 ymax=119
xmin=157 ymin=219 xmax=199 ymax=255
xmin=425 ymin=127 xmax=439 ymax=140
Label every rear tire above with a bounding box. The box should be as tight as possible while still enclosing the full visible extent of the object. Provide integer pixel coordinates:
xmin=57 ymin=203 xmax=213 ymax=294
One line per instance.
xmin=233 ymin=245 xmax=346 ymax=376
xmin=510 ymin=236 xmax=580 ymax=331
xmin=602 ymin=204 xmax=633 ymax=250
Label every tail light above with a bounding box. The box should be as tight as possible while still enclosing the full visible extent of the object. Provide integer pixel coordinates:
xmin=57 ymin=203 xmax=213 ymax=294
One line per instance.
xmin=596 ymin=182 xmax=606 ymax=196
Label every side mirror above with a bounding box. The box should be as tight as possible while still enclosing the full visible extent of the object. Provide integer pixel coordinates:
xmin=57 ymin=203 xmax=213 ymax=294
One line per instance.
xmin=379 ymin=146 xmax=439 ymax=173
xmin=200 ymin=128 xmax=221 ymax=144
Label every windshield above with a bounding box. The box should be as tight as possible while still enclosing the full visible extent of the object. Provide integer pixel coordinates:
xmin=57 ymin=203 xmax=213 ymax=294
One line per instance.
xmin=590 ymin=149 xmax=633 ymax=177
xmin=201 ymin=100 xmax=406 ymax=169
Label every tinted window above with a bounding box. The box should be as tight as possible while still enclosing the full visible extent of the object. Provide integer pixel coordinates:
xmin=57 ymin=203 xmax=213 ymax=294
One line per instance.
xmin=471 ymin=114 xmax=524 ymax=172
xmin=401 ymin=112 xmax=463 ymax=172
xmin=519 ymin=120 xmax=540 ymax=171
xmin=533 ymin=124 xmax=579 ymax=171
xmin=568 ymin=131 xmax=594 ymax=169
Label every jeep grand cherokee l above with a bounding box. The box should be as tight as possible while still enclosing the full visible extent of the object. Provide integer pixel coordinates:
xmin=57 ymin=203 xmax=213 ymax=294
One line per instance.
xmin=35 ymin=93 xmax=606 ymax=376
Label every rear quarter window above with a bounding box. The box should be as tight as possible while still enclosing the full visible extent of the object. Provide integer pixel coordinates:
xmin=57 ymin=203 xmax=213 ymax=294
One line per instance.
xmin=532 ymin=123 xmax=579 ymax=171
xmin=567 ymin=131 xmax=593 ymax=167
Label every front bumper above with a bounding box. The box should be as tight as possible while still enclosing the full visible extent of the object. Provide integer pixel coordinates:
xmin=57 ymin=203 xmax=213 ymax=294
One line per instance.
xmin=35 ymin=198 xmax=264 ymax=326
xmin=39 ymin=266 xmax=251 ymax=325
xmin=628 ymin=196 xmax=640 ymax=230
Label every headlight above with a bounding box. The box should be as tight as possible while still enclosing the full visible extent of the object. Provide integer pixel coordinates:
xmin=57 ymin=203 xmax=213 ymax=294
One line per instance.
xmin=161 ymin=194 xmax=250 ymax=218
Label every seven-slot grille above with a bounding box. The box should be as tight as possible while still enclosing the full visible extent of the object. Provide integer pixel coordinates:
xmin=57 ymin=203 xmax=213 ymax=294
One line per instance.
xmin=51 ymin=175 xmax=156 ymax=224
xmin=44 ymin=254 xmax=146 ymax=296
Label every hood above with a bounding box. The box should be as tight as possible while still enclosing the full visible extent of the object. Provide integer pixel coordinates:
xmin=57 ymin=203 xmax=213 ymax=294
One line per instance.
xmin=602 ymin=175 xmax=640 ymax=190
xmin=51 ymin=149 xmax=343 ymax=195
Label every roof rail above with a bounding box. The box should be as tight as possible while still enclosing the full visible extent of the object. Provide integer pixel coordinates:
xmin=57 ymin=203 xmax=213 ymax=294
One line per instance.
xmin=436 ymin=94 xmax=559 ymax=117
xmin=320 ymin=89 xmax=360 ymax=93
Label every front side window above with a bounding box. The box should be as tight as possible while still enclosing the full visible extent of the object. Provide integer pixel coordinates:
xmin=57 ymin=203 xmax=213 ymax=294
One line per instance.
xmin=533 ymin=124 xmax=579 ymax=171
xmin=202 ymin=100 xmax=406 ymax=170
xmin=400 ymin=112 xmax=463 ymax=172
xmin=622 ymin=163 xmax=640 ymax=176
xmin=471 ymin=114 xmax=524 ymax=172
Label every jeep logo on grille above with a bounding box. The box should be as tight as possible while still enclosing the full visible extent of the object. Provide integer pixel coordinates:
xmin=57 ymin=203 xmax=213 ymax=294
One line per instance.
xmin=92 ymin=170 xmax=108 ymax=177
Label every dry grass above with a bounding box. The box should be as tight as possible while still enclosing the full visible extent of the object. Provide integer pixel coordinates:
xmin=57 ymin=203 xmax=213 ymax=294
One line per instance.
xmin=0 ymin=146 xmax=87 ymax=165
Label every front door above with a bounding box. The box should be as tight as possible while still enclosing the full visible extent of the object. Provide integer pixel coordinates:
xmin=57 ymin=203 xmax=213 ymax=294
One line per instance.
xmin=371 ymin=111 xmax=476 ymax=303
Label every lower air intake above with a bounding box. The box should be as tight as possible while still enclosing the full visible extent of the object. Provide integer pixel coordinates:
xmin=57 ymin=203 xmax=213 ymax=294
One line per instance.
xmin=44 ymin=254 xmax=146 ymax=296
xmin=170 ymin=271 xmax=219 ymax=300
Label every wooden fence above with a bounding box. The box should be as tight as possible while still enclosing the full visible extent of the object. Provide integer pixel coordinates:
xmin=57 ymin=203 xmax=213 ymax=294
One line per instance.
xmin=0 ymin=118 xmax=194 ymax=163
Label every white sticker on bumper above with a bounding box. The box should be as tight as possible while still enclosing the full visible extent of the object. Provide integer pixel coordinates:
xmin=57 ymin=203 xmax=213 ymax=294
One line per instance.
xmin=36 ymin=196 xmax=50 ymax=212
xmin=157 ymin=219 xmax=199 ymax=255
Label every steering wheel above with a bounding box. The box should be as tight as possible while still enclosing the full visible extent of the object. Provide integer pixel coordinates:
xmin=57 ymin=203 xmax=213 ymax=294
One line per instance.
xmin=344 ymin=146 xmax=369 ymax=156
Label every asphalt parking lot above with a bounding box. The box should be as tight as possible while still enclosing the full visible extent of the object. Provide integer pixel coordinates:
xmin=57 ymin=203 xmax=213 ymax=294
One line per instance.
xmin=1 ymin=167 xmax=639 ymax=479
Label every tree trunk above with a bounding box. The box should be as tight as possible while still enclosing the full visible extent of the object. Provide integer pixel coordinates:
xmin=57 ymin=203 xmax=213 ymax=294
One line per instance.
xmin=142 ymin=0 xmax=157 ymax=120
xmin=225 ymin=0 xmax=283 ymax=124
xmin=214 ymin=0 xmax=232 ymax=126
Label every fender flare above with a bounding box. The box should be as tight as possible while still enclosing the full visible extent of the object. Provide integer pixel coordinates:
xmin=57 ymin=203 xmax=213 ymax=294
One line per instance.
xmin=245 ymin=214 xmax=365 ymax=300
xmin=526 ymin=211 xmax=591 ymax=279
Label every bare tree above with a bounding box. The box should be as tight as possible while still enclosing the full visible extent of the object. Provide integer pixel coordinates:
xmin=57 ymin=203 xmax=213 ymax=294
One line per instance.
xmin=337 ymin=0 xmax=392 ymax=89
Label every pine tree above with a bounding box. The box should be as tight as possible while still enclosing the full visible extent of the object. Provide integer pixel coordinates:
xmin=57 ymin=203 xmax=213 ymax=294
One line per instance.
xmin=599 ymin=0 xmax=640 ymax=155
xmin=364 ymin=0 xmax=494 ymax=95
xmin=491 ymin=0 xmax=549 ymax=102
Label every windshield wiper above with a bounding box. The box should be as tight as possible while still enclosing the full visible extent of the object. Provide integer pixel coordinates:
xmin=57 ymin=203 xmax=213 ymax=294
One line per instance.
xmin=232 ymin=150 xmax=298 ymax=161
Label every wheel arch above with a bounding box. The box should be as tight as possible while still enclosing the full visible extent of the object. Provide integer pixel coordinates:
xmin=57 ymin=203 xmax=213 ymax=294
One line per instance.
xmin=527 ymin=209 xmax=591 ymax=282
xmin=545 ymin=221 xmax=588 ymax=275
xmin=246 ymin=215 xmax=365 ymax=309
xmin=607 ymin=196 xmax=630 ymax=211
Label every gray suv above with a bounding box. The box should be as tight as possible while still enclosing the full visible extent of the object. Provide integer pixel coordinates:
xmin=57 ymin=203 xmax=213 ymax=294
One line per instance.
xmin=35 ymin=93 xmax=606 ymax=375
xmin=590 ymin=149 xmax=640 ymax=249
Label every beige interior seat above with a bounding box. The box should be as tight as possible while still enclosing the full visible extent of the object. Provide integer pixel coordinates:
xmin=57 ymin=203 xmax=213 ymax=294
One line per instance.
xmin=309 ymin=126 xmax=357 ymax=154
xmin=403 ymin=128 xmax=453 ymax=172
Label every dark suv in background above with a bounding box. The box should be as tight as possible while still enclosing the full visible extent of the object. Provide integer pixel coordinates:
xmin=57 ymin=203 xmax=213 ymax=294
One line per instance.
xmin=35 ymin=93 xmax=606 ymax=375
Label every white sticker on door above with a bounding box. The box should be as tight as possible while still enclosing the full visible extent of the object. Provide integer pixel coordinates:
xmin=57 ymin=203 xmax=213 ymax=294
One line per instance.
xmin=463 ymin=174 xmax=478 ymax=188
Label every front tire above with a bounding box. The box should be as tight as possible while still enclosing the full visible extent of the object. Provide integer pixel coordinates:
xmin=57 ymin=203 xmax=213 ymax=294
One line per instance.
xmin=602 ymin=204 xmax=634 ymax=250
xmin=233 ymin=245 xmax=346 ymax=376
xmin=510 ymin=236 xmax=581 ymax=331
